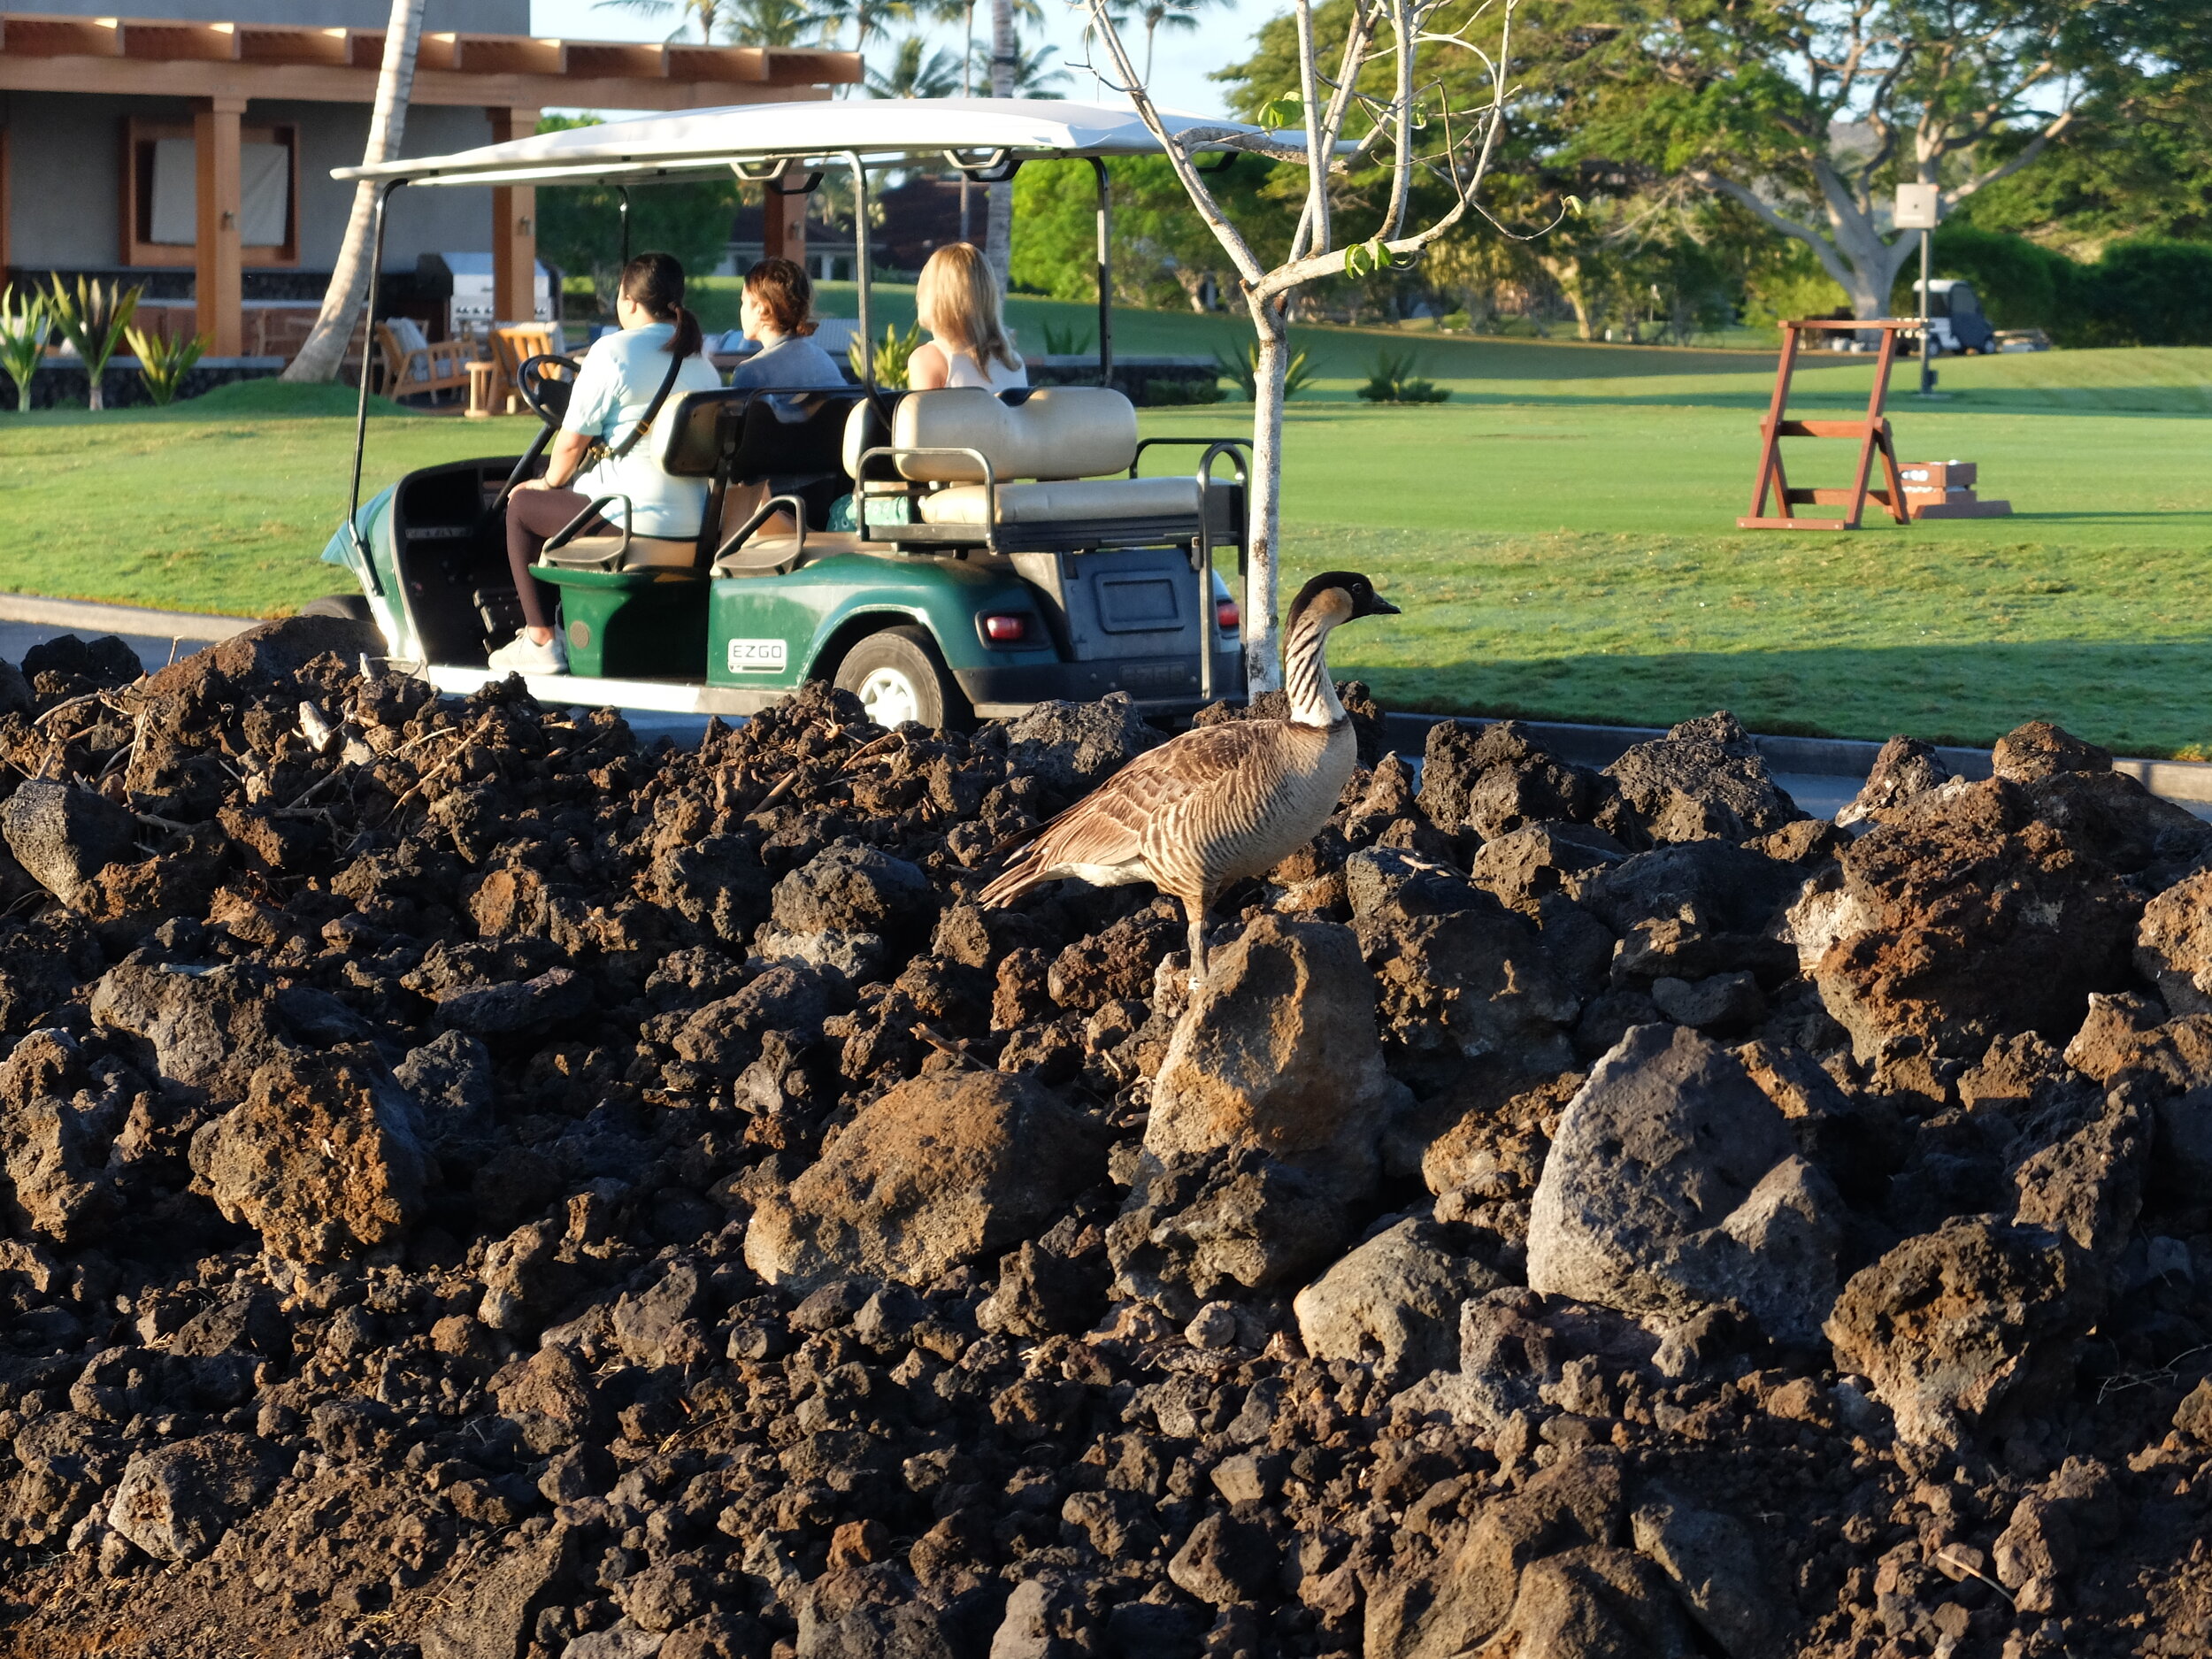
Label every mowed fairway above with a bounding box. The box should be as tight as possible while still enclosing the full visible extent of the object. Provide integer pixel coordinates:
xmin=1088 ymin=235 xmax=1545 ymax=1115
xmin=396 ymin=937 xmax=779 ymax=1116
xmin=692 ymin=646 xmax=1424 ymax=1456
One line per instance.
xmin=0 ymin=326 xmax=2207 ymax=753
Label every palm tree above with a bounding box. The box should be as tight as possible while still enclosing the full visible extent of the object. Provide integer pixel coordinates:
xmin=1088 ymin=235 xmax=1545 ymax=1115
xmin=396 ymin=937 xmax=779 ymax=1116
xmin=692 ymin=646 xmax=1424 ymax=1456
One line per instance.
xmin=866 ymin=34 xmax=962 ymax=96
xmin=593 ymin=0 xmax=726 ymax=42
xmin=718 ymin=0 xmax=824 ymax=46
xmin=971 ymin=32 xmax=1069 ymax=97
xmin=281 ymin=0 xmax=425 ymax=383
xmin=817 ymin=0 xmax=915 ymax=55
xmin=1129 ymin=0 xmax=1226 ymax=82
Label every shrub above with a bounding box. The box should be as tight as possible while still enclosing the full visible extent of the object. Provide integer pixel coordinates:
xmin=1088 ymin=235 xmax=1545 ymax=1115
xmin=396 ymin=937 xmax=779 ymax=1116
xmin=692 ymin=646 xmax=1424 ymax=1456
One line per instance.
xmin=1356 ymin=350 xmax=1449 ymax=403
xmin=44 ymin=276 xmax=142 ymax=411
xmin=2065 ymin=240 xmax=2212 ymax=348
xmin=1212 ymin=340 xmax=1315 ymax=401
xmin=849 ymin=320 xmax=925 ymax=388
xmin=0 ymin=288 xmax=48 ymax=413
xmin=125 ymin=325 xmax=211 ymax=406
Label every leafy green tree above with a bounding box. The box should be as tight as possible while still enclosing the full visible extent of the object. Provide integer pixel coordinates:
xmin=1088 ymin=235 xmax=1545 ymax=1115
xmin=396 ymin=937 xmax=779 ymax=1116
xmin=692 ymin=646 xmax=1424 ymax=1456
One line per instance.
xmin=1010 ymin=155 xmax=1293 ymax=309
xmin=534 ymin=116 xmax=741 ymax=303
xmin=1524 ymin=0 xmax=2114 ymax=319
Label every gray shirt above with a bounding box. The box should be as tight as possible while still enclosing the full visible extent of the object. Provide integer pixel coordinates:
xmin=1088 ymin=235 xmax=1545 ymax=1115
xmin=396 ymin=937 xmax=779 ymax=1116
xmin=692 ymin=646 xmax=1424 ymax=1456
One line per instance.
xmin=729 ymin=333 xmax=850 ymax=420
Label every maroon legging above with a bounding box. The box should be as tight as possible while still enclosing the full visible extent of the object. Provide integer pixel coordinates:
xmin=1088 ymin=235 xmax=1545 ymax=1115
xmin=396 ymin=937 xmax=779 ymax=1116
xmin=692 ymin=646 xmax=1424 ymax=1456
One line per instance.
xmin=504 ymin=486 xmax=609 ymax=633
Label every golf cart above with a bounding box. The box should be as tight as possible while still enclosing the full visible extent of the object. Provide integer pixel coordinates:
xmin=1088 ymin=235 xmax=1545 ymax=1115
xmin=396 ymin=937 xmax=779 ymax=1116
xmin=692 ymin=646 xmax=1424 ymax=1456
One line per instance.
xmin=1907 ymin=279 xmax=1996 ymax=357
xmin=317 ymin=99 xmax=1302 ymax=727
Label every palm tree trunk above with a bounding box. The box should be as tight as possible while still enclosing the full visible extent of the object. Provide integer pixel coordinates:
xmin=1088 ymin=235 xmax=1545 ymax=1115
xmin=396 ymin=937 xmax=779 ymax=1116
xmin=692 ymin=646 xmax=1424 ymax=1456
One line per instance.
xmin=1145 ymin=19 xmax=1157 ymax=82
xmin=984 ymin=0 xmax=1015 ymax=286
xmin=959 ymin=0 xmax=975 ymax=241
xmin=281 ymin=0 xmax=425 ymax=384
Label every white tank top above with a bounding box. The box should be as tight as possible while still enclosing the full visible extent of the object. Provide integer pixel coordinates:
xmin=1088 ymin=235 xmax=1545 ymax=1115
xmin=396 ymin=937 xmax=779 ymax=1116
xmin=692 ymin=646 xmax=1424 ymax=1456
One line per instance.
xmin=941 ymin=343 xmax=1028 ymax=391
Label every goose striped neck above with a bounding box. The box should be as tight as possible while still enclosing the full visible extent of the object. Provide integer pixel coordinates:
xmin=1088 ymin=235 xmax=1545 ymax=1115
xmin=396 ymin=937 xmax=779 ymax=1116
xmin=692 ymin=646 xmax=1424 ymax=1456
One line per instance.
xmin=1284 ymin=588 xmax=1351 ymax=727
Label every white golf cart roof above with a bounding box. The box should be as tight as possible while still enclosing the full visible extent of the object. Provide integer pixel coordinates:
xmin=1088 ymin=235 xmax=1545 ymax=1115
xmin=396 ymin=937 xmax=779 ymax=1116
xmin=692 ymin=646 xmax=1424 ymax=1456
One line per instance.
xmin=335 ymin=96 xmax=1307 ymax=188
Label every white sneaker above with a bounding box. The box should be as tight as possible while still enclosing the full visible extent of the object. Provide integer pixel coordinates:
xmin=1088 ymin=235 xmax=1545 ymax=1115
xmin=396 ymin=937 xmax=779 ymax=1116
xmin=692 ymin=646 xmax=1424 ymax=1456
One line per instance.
xmin=487 ymin=630 xmax=569 ymax=675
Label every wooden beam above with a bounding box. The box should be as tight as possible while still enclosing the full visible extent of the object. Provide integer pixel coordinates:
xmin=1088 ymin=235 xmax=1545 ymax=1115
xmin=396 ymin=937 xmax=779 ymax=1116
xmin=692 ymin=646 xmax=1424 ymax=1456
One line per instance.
xmin=0 ymin=16 xmax=122 ymax=56
xmin=124 ymin=21 xmax=241 ymax=62
xmin=239 ymin=27 xmax=352 ymax=67
xmin=455 ymin=36 xmax=566 ymax=76
xmin=195 ymin=96 xmax=245 ymax=357
xmin=565 ymin=42 xmax=668 ymax=79
xmin=488 ymin=107 xmax=540 ymax=326
xmin=0 ymin=54 xmax=849 ymax=109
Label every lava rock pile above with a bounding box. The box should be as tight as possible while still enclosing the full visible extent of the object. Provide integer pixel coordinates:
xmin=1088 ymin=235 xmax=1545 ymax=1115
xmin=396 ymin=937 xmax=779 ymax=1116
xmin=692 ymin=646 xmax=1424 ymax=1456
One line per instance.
xmin=0 ymin=619 xmax=2208 ymax=1659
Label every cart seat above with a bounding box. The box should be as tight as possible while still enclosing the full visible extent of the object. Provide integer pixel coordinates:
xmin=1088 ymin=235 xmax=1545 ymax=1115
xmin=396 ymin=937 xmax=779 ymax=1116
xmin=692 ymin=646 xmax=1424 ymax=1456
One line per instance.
xmin=878 ymin=387 xmax=1139 ymax=485
xmin=918 ymin=474 xmax=1202 ymax=524
xmin=711 ymin=532 xmax=863 ymax=579
xmin=539 ymin=534 xmax=698 ymax=572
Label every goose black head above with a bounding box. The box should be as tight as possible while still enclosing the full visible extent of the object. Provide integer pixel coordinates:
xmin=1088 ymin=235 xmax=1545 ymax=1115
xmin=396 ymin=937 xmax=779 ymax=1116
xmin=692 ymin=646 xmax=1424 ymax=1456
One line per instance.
xmin=1288 ymin=570 xmax=1401 ymax=629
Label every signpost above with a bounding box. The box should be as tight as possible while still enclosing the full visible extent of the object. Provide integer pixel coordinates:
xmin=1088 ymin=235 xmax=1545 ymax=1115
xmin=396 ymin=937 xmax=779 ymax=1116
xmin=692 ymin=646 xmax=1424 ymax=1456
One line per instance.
xmin=1894 ymin=183 xmax=1941 ymax=396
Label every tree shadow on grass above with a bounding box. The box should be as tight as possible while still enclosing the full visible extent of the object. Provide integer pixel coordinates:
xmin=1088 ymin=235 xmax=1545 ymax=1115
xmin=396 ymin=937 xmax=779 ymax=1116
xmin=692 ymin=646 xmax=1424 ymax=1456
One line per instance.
xmin=1339 ymin=639 xmax=2212 ymax=757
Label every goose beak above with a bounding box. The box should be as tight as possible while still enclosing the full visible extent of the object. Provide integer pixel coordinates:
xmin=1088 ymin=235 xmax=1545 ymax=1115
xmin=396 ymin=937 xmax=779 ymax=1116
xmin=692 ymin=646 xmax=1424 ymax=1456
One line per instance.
xmin=1366 ymin=594 xmax=1402 ymax=617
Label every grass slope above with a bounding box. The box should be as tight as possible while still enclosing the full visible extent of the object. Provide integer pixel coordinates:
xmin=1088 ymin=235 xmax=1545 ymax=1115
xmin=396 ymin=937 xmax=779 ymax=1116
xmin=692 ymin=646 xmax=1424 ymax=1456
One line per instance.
xmin=0 ymin=326 xmax=2206 ymax=752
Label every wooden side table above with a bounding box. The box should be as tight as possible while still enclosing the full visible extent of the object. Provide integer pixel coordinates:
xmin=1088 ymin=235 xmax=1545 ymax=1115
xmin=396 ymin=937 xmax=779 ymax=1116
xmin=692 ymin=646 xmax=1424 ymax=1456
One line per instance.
xmin=465 ymin=359 xmax=501 ymax=419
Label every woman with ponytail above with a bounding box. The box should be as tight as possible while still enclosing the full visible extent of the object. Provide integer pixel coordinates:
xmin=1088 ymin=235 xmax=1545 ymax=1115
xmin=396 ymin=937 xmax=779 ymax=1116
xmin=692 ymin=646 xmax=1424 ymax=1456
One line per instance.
xmin=491 ymin=250 xmax=720 ymax=675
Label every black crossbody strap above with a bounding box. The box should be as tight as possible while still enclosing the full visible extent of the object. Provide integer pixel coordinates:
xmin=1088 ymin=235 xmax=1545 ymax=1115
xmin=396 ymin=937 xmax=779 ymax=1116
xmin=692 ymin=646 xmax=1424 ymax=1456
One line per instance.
xmin=605 ymin=343 xmax=687 ymax=463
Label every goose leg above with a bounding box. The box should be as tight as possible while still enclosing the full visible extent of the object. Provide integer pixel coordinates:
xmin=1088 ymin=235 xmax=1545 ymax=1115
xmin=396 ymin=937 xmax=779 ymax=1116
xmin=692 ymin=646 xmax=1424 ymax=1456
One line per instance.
xmin=1186 ymin=899 xmax=1209 ymax=995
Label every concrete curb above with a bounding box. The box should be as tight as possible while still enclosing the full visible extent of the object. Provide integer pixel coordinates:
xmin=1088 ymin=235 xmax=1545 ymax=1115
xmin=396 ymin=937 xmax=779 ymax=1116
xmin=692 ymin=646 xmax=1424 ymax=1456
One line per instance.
xmin=0 ymin=591 xmax=257 ymax=642
xmin=1382 ymin=712 xmax=2212 ymax=807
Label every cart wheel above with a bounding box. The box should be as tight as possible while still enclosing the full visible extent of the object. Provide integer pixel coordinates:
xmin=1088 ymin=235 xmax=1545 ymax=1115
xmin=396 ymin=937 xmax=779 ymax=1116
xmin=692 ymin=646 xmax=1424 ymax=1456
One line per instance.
xmin=833 ymin=626 xmax=970 ymax=732
xmin=299 ymin=594 xmax=373 ymax=622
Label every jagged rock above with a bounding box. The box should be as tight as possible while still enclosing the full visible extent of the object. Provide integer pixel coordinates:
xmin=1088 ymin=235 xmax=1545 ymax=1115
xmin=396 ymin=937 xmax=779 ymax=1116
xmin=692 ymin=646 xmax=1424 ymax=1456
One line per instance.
xmin=1146 ymin=915 xmax=1406 ymax=1201
xmin=419 ymin=1535 xmax=572 ymax=1659
xmin=1992 ymin=719 xmax=2111 ymax=782
xmin=1418 ymin=720 xmax=1619 ymax=841
xmin=1003 ymin=691 xmax=1164 ymax=796
xmin=1468 ymin=821 xmax=1627 ymax=916
xmin=1647 ymin=971 xmax=1764 ymax=1033
xmin=1630 ymin=1491 xmax=1785 ymax=1656
xmin=394 ymin=1030 xmax=496 ymax=1145
xmin=746 ymin=1070 xmax=1108 ymax=1294
xmin=104 ymin=1433 xmax=278 ymax=1562
xmin=1364 ymin=1447 xmax=1625 ymax=1659
xmin=1364 ymin=900 xmax=1582 ymax=1079
xmin=88 ymin=960 xmax=288 ymax=1102
xmin=1108 ymin=1147 xmax=1345 ymax=1320
xmin=1484 ymin=1547 xmax=1694 ymax=1658
xmin=1166 ymin=1510 xmax=1276 ymax=1606
xmin=1601 ymin=712 xmax=1803 ymax=843
xmin=0 ymin=780 xmax=137 ymax=907
xmin=2138 ymin=871 xmax=2212 ymax=1017
xmin=757 ymin=840 xmax=933 ymax=980
xmin=188 ymin=1050 xmax=427 ymax=1263
xmin=1824 ymin=1216 xmax=2103 ymax=1447
xmin=670 ymin=964 xmax=833 ymax=1079
xmin=1836 ymin=737 xmax=1952 ymax=828
xmin=1793 ymin=777 xmax=2139 ymax=1060
xmin=1292 ymin=1217 xmax=1505 ymax=1387
xmin=2010 ymin=1086 xmax=2147 ymax=1262
xmin=434 ymin=966 xmax=593 ymax=1039
xmin=1527 ymin=1025 xmax=1845 ymax=1344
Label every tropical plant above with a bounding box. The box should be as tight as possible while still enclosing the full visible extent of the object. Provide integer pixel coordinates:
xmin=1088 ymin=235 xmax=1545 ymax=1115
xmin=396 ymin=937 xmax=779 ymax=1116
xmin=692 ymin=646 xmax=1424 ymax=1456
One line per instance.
xmin=1040 ymin=320 xmax=1094 ymax=354
xmin=284 ymin=0 xmax=425 ymax=383
xmin=1125 ymin=0 xmax=1227 ymax=82
xmin=817 ymin=0 xmax=912 ymax=54
xmin=718 ymin=0 xmax=826 ymax=46
xmin=45 ymin=276 xmax=142 ymax=411
xmin=850 ymin=319 xmax=926 ymax=386
xmin=1211 ymin=339 xmax=1314 ymax=401
xmin=1356 ymin=349 xmax=1448 ymax=403
xmin=971 ymin=34 xmax=1068 ymax=97
xmin=125 ymin=325 xmax=211 ymax=406
xmin=866 ymin=33 xmax=962 ymax=96
xmin=593 ymin=0 xmax=726 ymax=41
xmin=0 ymin=288 xmax=49 ymax=413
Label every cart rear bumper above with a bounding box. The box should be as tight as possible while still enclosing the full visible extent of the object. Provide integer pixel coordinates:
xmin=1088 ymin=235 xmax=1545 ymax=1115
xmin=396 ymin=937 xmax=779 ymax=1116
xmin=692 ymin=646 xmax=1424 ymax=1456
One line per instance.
xmin=956 ymin=650 xmax=1246 ymax=717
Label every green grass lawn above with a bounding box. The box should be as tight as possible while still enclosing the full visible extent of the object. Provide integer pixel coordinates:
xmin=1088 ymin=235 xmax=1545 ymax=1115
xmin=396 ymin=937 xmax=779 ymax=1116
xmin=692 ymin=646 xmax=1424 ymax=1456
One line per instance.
xmin=1 ymin=331 xmax=2208 ymax=754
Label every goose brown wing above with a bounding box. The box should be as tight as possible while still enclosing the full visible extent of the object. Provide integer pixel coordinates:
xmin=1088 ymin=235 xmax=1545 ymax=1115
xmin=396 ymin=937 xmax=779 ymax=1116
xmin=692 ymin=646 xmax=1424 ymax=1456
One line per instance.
xmin=980 ymin=721 xmax=1285 ymax=899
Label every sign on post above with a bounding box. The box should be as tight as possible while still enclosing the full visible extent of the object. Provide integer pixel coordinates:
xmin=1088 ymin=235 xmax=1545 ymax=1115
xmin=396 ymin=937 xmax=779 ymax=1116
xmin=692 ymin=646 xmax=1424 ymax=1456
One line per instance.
xmin=1893 ymin=184 xmax=1941 ymax=229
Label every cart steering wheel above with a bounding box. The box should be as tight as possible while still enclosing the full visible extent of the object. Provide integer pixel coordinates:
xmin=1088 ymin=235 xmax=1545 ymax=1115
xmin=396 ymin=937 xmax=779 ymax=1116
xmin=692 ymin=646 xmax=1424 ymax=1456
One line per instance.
xmin=486 ymin=353 xmax=585 ymax=520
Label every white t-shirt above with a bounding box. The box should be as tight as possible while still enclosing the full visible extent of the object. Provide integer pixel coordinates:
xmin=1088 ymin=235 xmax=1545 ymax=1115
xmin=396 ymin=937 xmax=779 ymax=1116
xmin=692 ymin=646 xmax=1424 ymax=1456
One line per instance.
xmin=562 ymin=322 xmax=723 ymax=537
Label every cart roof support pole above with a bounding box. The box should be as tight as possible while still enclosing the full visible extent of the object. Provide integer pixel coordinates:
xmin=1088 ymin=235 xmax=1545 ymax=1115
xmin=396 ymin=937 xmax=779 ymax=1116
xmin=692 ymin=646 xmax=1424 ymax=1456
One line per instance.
xmin=618 ymin=185 xmax=631 ymax=272
xmin=1089 ymin=156 xmax=1112 ymax=388
xmin=844 ymin=150 xmax=872 ymax=389
xmin=348 ymin=180 xmax=402 ymax=572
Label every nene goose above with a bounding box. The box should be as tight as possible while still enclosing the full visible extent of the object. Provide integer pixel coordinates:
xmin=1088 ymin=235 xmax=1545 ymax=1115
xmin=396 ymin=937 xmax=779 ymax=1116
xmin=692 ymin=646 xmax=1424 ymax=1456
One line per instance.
xmin=979 ymin=570 xmax=1399 ymax=984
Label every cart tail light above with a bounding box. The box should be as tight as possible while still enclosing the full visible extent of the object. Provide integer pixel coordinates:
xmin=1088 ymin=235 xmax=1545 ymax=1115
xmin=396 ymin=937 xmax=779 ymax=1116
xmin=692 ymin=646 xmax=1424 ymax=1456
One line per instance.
xmin=1216 ymin=598 xmax=1240 ymax=632
xmin=982 ymin=613 xmax=1029 ymax=642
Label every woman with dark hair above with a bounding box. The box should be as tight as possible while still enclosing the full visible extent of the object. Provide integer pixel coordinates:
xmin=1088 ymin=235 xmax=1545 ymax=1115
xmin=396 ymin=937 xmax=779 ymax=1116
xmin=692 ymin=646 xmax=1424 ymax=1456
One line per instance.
xmin=729 ymin=257 xmax=848 ymax=412
xmin=491 ymin=250 xmax=721 ymax=676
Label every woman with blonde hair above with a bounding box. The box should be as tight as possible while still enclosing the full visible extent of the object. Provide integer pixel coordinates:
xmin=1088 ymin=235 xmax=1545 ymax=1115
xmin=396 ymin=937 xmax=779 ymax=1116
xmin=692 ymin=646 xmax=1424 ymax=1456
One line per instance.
xmin=908 ymin=242 xmax=1027 ymax=392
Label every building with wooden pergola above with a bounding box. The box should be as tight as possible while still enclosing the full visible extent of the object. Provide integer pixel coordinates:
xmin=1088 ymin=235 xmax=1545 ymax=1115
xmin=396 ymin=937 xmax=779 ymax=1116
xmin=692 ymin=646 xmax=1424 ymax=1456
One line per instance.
xmin=0 ymin=1 xmax=856 ymax=363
